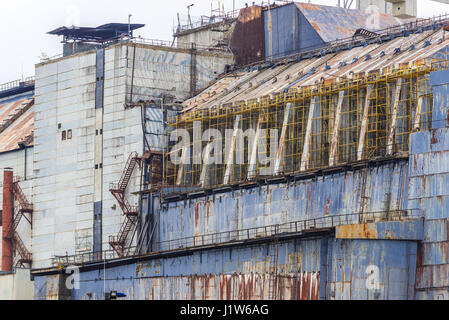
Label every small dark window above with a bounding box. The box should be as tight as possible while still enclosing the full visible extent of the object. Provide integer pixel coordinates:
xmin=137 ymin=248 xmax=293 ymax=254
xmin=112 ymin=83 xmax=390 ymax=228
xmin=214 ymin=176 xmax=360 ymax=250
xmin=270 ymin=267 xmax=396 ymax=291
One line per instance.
xmin=62 ymin=131 xmax=66 ymax=141
xmin=58 ymin=123 xmax=62 ymax=129
xmin=67 ymin=129 xmax=72 ymax=140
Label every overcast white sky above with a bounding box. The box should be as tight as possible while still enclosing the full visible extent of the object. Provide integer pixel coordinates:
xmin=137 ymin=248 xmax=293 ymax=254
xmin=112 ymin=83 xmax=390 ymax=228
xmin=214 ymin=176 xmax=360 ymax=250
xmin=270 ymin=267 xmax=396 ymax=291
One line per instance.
xmin=1 ymin=0 xmax=449 ymax=83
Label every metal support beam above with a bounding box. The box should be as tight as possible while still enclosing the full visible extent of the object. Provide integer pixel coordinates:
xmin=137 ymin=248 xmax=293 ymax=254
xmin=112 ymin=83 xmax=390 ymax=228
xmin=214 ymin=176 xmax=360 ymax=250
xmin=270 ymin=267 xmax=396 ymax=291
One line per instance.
xmin=357 ymin=85 xmax=373 ymax=160
xmin=200 ymin=143 xmax=212 ymax=187
xmin=248 ymin=113 xmax=263 ymax=180
xmin=301 ymin=97 xmax=318 ymax=171
xmin=274 ymin=103 xmax=293 ymax=175
xmin=413 ymin=89 xmax=424 ymax=131
xmin=386 ymin=78 xmax=403 ymax=156
xmin=329 ymin=91 xmax=346 ymax=166
xmin=175 ymin=146 xmax=189 ymax=186
xmin=224 ymin=115 xmax=241 ymax=185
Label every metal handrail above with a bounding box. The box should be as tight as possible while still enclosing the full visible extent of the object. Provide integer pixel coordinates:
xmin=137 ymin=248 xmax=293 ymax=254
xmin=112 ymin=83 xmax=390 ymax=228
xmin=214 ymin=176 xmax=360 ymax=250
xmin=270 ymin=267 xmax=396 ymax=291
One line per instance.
xmin=174 ymin=10 xmax=239 ymax=34
xmin=52 ymin=209 xmax=423 ymax=266
xmin=0 ymin=77 xmax=35 ymax=93
xmin=152 ymin=209 xmax=423 ymax=252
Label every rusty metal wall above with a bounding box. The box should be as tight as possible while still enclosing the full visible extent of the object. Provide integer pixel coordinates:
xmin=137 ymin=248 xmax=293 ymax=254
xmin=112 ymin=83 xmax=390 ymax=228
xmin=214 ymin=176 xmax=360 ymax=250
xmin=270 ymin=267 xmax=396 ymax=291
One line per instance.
xmin=159 ymin=161 xmax=409 ymax=245
xmin=65 ymin=238 xmax=322 ymax=300
xmin=230 ymin=6 xmax=265 ymax=66
xmin=33 ymin=234 xmax=421 ymax=300
xmin=409 ymin=67 xmax=449 ymax=299
xmin=327 ymin=239 xmax=417 ymax=300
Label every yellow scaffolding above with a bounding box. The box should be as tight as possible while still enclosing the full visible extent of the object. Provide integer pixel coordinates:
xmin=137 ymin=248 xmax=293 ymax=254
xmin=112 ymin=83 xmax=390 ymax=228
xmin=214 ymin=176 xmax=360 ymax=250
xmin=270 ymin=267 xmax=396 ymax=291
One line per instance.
xmin=165 ymin=59 xmax=446 ymax=189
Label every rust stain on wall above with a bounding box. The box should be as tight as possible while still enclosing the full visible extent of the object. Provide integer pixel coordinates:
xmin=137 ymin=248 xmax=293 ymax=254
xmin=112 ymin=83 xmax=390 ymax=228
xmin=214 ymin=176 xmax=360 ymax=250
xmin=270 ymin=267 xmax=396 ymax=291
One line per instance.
xmin=336 ymin=223 xmax=378 ymax=239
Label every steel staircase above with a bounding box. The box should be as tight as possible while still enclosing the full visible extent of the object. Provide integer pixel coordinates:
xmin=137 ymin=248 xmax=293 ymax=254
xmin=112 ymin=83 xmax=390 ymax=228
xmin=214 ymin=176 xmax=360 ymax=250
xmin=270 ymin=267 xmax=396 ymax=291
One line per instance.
xmin=12 ymin=177 xmax=33 ymax=213
xmin=109 ymin=152 xmax=141 ymax=257
xmin=13 ymin=231 xmax=32 ymax=266
xmin=5 ymin=209 xmax=22 ymax=239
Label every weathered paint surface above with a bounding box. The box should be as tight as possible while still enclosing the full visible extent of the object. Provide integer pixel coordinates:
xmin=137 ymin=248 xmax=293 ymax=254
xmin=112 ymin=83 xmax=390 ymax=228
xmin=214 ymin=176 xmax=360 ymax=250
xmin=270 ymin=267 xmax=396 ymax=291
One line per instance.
xmin=34 ymin=234 xmax=419 ymax=300
xmin=160 ymin=161 xmax=409 ymax=246
xmin=327 ymin=239 xmax=417 ymax=300
xmin=263 ymin=3 xmax=402 ymax=59
xmin=230 ymin=5 xmax=265 ymax=66
xmin=336 ymin=220 xmax=424 ymax=241
xmin=0 ymin=269 xmax=34 ymax=300
xmin=185 ymin=27 xmax=449 ymax=112
xmin=408 ymin=69 xmax=449 ymax=299
xmin=51 ymin=239 xmax=322 ymax=300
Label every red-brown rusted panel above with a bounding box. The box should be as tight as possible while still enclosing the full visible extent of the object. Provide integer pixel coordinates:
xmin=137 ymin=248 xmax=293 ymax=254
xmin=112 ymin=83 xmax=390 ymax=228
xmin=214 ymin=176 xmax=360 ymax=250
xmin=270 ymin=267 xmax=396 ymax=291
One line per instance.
xmin=230 ymin=6 xmax=265 ymax=66
xmin=0 ymin=98 xmax=34 ymax=152
xmin=2 ymin=168 xmax=13 ymax=272
xmin=187 ymin=273 xmax=319 ymax=300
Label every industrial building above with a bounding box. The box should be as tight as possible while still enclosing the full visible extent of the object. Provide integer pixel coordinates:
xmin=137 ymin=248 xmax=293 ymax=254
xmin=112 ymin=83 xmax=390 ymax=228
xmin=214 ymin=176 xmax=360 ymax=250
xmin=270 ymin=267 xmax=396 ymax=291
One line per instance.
xmin=1 ymin=1 xmax=449 ymax=300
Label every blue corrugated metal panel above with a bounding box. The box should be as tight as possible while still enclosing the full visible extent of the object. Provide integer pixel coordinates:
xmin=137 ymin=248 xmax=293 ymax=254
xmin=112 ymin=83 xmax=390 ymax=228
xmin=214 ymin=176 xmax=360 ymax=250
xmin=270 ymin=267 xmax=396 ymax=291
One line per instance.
xmin=34 ymin=236 xmax=422 ymax=300
xmin=423 ymin=219 xmax=449 ymax=243
xmin=419 ymin=242 xmax=449 ymax=266
xmin=264 ymin=4 xmax=305 ymax=59
xmin=410 ymin=131 xmax=431 ymax=155
xmin=61 ymin=238 xmax=322 ymax=300
xmin=297 ymin=9 xmax=324 ymax=52
xmin=430 ymin=75 xmax=449 ymax=129
xmin=160 ymin=162 xmax=409 ymax=244
xmin=327 ymin=239 xmax=417 ymax=300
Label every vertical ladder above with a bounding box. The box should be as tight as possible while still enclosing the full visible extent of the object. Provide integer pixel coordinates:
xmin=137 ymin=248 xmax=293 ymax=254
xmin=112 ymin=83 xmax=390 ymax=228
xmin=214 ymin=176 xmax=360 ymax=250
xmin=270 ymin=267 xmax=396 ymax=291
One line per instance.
xmin=268 ymin=225 xmax=280 ymax=300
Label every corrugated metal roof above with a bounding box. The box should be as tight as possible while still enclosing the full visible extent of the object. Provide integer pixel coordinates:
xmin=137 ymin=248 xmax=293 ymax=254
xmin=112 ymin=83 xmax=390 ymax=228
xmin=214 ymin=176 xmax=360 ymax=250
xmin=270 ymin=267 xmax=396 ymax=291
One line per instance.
xmin=183 ymin=27 xmax=449 ymax=112
xmin=295 ymin=3 xmax=404 ymax=42
xmin=0 ymin=97 xmax=34 ymax=153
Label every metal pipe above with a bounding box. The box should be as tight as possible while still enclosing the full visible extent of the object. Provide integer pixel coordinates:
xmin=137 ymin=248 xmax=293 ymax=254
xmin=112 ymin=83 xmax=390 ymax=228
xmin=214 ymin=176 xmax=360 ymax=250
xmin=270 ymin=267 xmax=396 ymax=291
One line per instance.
xmin=2 ymin=168 xmax=14 ymax=272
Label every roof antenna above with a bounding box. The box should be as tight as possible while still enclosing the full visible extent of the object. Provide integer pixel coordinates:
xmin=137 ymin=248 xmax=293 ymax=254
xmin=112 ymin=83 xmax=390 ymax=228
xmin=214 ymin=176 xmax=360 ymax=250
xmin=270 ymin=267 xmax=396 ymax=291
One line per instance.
xmin=128 ymin=14 xmax=132 ymax=38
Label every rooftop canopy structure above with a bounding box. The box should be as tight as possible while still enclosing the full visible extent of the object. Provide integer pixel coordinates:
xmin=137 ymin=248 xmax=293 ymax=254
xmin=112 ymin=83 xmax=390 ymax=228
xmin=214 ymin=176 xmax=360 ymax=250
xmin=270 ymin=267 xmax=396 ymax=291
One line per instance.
xmin=48 ymin=23 xmax=145 ymax=43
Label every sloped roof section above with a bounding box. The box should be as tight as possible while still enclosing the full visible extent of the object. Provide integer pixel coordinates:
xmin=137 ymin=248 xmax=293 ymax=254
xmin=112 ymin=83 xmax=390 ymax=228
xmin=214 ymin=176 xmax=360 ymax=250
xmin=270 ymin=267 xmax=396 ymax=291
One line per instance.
xmin=296 ymin=3 xmax=403 ymax=42
xmin=183 ymin=25 xmax=449 ymax=112
xmin=0 ymin=97 xmax=34 ymax=153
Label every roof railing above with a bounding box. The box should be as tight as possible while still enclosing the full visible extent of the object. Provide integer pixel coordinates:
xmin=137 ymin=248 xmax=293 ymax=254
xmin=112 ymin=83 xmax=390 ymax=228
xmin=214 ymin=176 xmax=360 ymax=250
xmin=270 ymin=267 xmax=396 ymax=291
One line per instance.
xmin=0 ymin=77 xmax=35 ymax=94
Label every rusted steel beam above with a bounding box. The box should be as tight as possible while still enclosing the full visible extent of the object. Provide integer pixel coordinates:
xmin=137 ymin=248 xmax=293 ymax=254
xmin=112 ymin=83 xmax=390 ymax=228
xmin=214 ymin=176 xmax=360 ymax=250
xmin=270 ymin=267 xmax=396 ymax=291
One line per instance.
xmin=274 ymin=103 xmax=293 ymax=175
xmin=329 ymin=91 xmax=346 ymax=166
xmin=224 ymin=115 xmax=241 ymax=185
xmin=301 ymin=97 xmax=318 ymax=171
xmin=387 ymin=78 xmax=403 ymax=156
xmin=357 ymin=85 xmax=373 ymax=160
